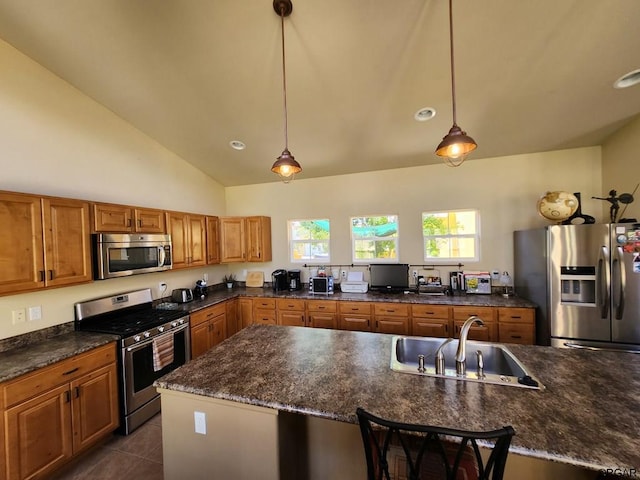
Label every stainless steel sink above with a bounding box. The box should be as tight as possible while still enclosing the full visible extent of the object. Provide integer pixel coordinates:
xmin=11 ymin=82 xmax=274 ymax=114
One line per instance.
xmin=391 ymin=336 xmax=545 ymax=390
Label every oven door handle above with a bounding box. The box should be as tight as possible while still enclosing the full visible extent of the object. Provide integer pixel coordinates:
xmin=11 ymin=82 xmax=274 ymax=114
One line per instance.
xmin=126 ymin=323 xmax=189 ymax=352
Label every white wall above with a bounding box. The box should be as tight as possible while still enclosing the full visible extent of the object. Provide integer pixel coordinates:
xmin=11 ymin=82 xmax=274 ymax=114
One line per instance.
xmin=0 ymin=39 xmax=227 ymax=340
xmin=602 ymin=114 xmax=640 ymax=221
xmin=225 ymin=147 xmax=603 ymax=283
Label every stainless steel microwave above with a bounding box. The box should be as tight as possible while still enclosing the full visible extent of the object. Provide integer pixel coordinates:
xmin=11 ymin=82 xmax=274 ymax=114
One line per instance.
xmin=94 ymin=233 xmax=172 ymax=279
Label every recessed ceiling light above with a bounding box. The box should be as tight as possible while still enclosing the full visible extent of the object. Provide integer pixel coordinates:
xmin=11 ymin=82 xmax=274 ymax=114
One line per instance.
xmin=614 ymin=69 xmax=640 ymax=89
xmin=229 ymin=140 xmax=246 ymax=150
xmin=414 ymin=107 xmax=436 ymax=122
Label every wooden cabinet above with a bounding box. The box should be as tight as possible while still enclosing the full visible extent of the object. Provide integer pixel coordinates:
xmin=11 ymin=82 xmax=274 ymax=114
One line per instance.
xmin=225 ymin=298 xmax=239 ymax=337
xmin=306 ymin=300 xmax=338 ymax=329
xmin=1 ymin=343 xmax=118 ymax=480
xmin=0 ymin=191 xmax=92 ymax=296
xmin=452 ymin=306 xmax=498 ymax=342
xmin=206 ymin=216 xmax=221 ymax=265
xmin=498 ymin=307 xmax=536 ymax=344
xmin=245 ymin=216 xmax=272 ymax=262
xmin=277 ymin=299 xmax=306 ymax=327
xmin=339 ymin=302 xmax=373 ymax=332
xmin=91 ymin=203 xmax=166 ymax=233
xmin=411 ymin=304 xmax=452 ymax=338
xmin=219 ymin=216 xmax=272 ymax=263
xmin=165 ymin=211 xmax=207 ymax=269
xmin=239 ymin=298 xmax=254 ymax=329
xmin=253 ymin=298 xmax=277 ymax=326
xmin=373 ymin=303 xmax=410 ymax=335
xmin=190 ymin=304 xmax=227 ymax=359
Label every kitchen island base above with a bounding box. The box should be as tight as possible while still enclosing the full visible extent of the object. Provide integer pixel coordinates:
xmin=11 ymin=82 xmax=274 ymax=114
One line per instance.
xmin=158 ymin=388 xmax=595 ymax=480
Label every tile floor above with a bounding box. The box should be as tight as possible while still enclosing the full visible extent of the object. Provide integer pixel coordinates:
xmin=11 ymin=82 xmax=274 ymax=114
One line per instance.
xmin=51 ymin=414 xmax=164 ymax=480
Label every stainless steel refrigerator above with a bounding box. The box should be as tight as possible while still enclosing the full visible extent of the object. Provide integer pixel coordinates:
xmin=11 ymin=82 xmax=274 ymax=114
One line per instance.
xmin=514 ymin=223 xmax=640 ymax=351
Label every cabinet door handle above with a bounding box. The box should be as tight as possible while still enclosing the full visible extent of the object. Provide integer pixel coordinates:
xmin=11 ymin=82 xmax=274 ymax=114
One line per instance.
xmin=74 ymin=386 xmax=80 ymax=398
xmin=49 ymin=270 xmax=55 ymax=280
xmin=510 ymin=316 xmax=521 ymax=319
xmin=39 ymin=270 xmax=45 ymax=281
xmin=64 ymin=390 xmax=71 ymax=403
xmin=511 ymin=335 xmax=522 ymax=339
xmin=318 ymin=306 xmax=325 ymax=310
xmin=63 ymin=367 xmax=79 ymax=376
xmin=127 ymin=218 xmax=132 ymax=227
xmin=138 ymin=219 xmax=142 ymax=227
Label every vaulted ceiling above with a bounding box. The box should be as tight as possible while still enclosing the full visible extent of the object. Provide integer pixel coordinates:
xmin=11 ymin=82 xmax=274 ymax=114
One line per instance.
xmin=0 ymin=0 xmax=639 ymax=186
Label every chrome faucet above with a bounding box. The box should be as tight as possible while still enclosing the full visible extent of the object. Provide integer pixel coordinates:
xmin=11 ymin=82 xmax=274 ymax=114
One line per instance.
xmin=456 ymin=316 xmax=485 ymax=376
xmin=434 ymin=338 xmax=454 ymax=375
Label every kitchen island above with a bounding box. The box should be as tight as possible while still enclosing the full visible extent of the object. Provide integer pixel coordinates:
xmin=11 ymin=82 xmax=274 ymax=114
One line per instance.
xmin=155 ymin=325 xmax=640 ymax=479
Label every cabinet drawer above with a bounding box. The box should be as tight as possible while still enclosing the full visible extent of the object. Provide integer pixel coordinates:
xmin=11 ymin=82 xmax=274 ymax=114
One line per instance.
xmin=339 ymin=302 xmax=372 ymax=315
xmin=253 ymin=298 xmax=276 ymax=310
xmin=498 ymin=308 xmax=535 ymax=324
xmin=453 ymin=321 xmax=497 ymax=342
xmin=375 ymin=317 xmax=410 ymax=335
xmin=253 ymin=309 xmax=277 ymax=325
xmin=412 ymin=318 xmax=450 ymax=338
xmin=411 ymin=304 xmax=450 ymax=319
xmin=499 ymin=323 xmax=535 ymax=345
xmin=276 ymin=299 xmax=305 ymax=311
xmin=306 ymin=300 xmax=337 ymax=313
xmin=191 ymin=303 xmax=226 ymax=326
xmin=451 ymin=306 xmax=496 ymax=322
xmin=2 ymin=343 xmax=116 ymax=408
xmin=373 ymin=303 xmax=409 ymax=317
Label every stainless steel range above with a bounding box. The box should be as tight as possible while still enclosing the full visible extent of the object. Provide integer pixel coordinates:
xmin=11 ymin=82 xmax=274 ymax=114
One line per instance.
xmin=74 ymin=288 xmax=190 ymax=434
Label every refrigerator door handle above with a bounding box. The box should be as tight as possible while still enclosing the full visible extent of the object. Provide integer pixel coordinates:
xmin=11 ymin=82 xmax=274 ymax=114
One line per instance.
xmin=597 ymin=246 xmax=610 ymax=319
xmin=612 ymin=246 xmax=625 ymax=320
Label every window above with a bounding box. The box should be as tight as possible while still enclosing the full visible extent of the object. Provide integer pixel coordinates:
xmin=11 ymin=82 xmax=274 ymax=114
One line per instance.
xmin=422 ymin=210 xmax=479 ymax=261
xmin=288 ymin=219 xmax=330 ymax=262
xmin=351 ymin=215 xmax=398 ymax=262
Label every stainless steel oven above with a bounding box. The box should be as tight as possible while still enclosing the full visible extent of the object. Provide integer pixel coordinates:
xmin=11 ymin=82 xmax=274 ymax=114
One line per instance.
xmin=75 ymin=289 xmax=190 ymax=434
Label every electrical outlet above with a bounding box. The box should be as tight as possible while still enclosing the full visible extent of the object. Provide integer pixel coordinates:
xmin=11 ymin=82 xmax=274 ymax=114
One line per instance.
xmin=412 ymin=270 xmax=418 ymax=278
xmin=159 ymin=282 xmax=167 ymax=294
xmin=12 ymin=309 xmax=26 ymax=325
xmin=341 ymin=270 xmax=347 ymax=279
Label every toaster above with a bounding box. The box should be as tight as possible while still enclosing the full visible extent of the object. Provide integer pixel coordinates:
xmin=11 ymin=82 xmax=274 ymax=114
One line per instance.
xmin=171 ymin=288 xmax=194 ymax=303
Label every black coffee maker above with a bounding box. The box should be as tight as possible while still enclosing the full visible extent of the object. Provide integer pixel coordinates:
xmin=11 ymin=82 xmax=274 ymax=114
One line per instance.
xmin=194 ymin=279 xmax=207 ymax=299
xmin=272 ymin=269 xmax=288 ymax=292
xmin=288 ymin=269 xmax=302 ymax=291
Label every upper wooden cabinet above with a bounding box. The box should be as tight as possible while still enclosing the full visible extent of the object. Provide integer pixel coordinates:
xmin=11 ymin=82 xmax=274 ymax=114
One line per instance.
xmin=92 ymin=202 xmax=166 ymax=233
xmin=219 ymin=216 xmax=272 ymax=263
xmin=206 ymin=216 xmax=220 ymax=265
xmin=0 ymin=192 xmax=92 ymax=295
xmin=165 ymin=211 xmax=207 ymax=269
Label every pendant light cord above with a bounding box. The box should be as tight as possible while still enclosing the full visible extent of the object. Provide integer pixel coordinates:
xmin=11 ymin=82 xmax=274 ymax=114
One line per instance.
xmin=280 ymin=6 xmax=289 ymax=150
xmin=448 ymin=0 xmax=457 ymax=127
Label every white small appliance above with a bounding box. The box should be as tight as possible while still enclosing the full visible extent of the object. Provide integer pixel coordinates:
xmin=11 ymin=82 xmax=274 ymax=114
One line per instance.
xmin=340 ymin=271 xmax=369 ymax=293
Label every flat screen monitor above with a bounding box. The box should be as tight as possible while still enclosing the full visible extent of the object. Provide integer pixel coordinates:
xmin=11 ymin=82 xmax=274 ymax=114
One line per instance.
xmin=369 ymin=264 xmax=409 ymax=292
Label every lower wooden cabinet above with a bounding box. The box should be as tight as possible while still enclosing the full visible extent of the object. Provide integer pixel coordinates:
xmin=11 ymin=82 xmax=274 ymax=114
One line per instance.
xmin=373 ymin=303 xmax=410 ymax=335
xmin=190 ymin=304 xmax=227 ymax=359
xmin=497 ymin=307 xmax=536 ymax=344
xmin=239 ymin=298 xmax=254 ymax=329
xmin=306 ymin=300 xmax=338 ymax=329
xmin=339 ymin=302 xmax=373 ymax=332
xmin=1 ymin=343 xmax=118 ymax=480
xmin=452 ymin=306 xmax=498 ymax=342
xmin=276 ymin=299 xmax=306 ymax=326
xmin=411 ymin=305 xmax=451 ymax=338
xmin=225 ymin=298 xmax=239 ymax=337
xmin=253 ymin=298 xmax=277 ymax=326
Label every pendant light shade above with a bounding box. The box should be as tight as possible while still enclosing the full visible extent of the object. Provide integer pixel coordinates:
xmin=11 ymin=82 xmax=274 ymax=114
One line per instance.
xmin=271 ymin=0 xmax=301 ymax=183
xmin=435 ymin=0 xmax=476 ymax=167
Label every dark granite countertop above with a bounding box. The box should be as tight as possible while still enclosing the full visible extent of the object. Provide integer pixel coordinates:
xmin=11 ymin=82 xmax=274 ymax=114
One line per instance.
xmin=0 ymin=331 xmax=119 ymax=384
xmin=168 ymin=286 xmax=537 ymax=314
xmin=155 ymin=324 xmax=640 ymax=472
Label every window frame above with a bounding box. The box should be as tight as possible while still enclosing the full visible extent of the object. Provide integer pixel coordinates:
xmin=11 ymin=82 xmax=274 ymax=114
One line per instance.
xmin=287 ymin=218 xmax=331 ymax=263
xmin=421 ymin=209 xmax=480 ymax=262
xmin=350 ymin=214 xmax=399 ymax=263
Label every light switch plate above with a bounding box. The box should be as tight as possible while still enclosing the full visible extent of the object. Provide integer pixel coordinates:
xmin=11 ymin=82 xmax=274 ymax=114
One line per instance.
xmin=28 ymin=306 xmax=42 ymax=321
xmin=194 ymin=411 xmax=206 ymax=435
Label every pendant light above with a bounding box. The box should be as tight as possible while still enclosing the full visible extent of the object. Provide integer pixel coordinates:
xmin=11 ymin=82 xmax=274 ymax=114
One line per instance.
xmin=271 ymin=0 xmax=302 ymax=183
xmin=435 ymin=0 xmax=477 ymax=167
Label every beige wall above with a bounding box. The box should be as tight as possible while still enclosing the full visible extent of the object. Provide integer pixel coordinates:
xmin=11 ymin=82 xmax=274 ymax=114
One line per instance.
xmin=602 ymin=114 xmax=640 ymax=221
xmin=225 ymin=147 xmax=603 ymax=284
xmin=0 ymin=39 xmax=228 ymax=340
